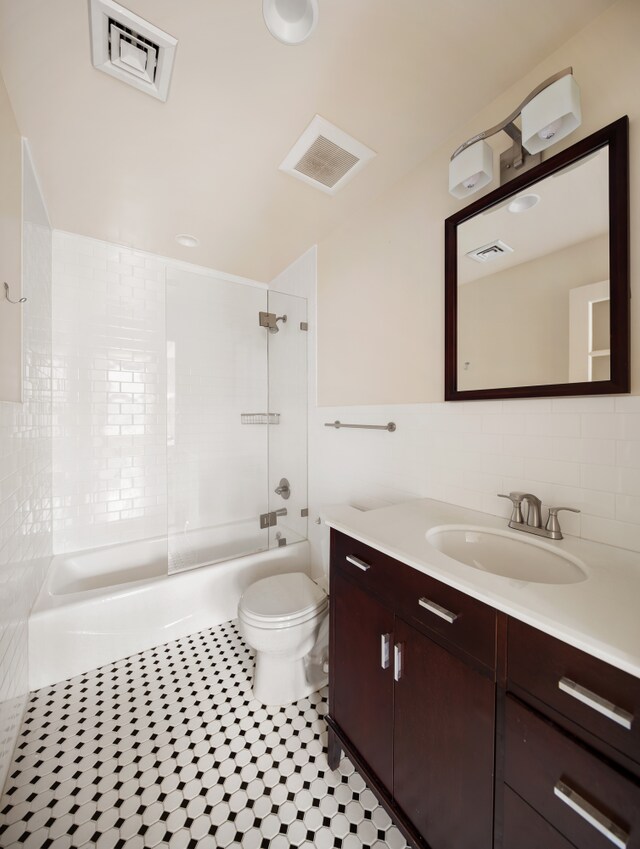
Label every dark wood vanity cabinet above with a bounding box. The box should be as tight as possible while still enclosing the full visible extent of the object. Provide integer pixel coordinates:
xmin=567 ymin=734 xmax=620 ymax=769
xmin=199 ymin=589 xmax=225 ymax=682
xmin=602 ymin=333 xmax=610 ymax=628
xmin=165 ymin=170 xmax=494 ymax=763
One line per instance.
xmin=328 ymin=529 xmax=640 ymax=849
xmin=501 ymin=620 xmax=640 ymax=849
xmin=328 ymin=529 xmax=497 ymax=849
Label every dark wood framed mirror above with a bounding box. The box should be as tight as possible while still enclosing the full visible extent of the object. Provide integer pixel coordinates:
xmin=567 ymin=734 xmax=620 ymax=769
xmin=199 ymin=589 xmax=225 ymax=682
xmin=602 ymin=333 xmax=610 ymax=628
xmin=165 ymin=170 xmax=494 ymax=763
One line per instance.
xmin=444 ymin=116 xmax=629 ymax=401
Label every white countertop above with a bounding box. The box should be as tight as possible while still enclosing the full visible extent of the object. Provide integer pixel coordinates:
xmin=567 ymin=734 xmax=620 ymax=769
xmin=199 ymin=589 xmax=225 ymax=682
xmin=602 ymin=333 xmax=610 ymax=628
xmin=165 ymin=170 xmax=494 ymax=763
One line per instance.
xmin=324 ymin=498 xmax=640 ymax=679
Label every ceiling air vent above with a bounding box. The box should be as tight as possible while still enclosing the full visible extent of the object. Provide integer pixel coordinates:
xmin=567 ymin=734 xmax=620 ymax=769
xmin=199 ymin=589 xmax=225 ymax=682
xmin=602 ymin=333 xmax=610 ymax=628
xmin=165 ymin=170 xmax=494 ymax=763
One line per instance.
xmin=88 ymin=0 xmax=177 ymax=101
xmin=466 ymin=239 xmax=514 ymax=264
xmin=280 ymin=115 xmax=376 ymax=195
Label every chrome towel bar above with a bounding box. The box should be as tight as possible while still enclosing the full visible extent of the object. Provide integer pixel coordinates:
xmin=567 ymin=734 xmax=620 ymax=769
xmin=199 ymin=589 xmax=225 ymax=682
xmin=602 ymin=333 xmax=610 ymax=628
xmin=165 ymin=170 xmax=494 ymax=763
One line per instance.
xmin=325 ymin=420 xmax=396 ymax=432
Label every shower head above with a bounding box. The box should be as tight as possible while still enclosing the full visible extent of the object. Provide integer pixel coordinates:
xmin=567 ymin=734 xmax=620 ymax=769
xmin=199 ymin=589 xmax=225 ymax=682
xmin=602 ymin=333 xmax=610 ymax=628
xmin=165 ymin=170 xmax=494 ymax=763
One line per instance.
xmin=269 ymin=315 xmax=287 ymax=334
xmin=258 ymin=311 xmax=288 ymax=333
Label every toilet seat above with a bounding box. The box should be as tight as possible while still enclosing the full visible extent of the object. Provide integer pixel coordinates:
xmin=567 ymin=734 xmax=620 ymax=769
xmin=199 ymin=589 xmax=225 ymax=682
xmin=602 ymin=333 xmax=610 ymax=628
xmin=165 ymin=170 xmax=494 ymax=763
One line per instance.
xmin=238 ymin=572 xmax=327 ymax=629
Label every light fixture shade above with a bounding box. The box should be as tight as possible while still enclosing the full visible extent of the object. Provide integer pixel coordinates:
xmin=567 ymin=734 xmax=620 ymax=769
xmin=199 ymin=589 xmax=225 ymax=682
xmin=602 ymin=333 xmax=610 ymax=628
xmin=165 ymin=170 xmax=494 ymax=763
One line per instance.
xmin=263 ymin=0 xmax=318 ymax=45
xmin=521 ymin=75 xmax=581 ymax=155
xmin=449 ymin=140 xmax=493 ymax=199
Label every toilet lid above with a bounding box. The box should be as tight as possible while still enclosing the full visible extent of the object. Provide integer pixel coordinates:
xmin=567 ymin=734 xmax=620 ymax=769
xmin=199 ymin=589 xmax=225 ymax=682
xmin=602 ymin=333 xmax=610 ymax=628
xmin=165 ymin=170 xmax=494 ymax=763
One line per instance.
xmin=240 ymin=572 xmax=326 ymax=622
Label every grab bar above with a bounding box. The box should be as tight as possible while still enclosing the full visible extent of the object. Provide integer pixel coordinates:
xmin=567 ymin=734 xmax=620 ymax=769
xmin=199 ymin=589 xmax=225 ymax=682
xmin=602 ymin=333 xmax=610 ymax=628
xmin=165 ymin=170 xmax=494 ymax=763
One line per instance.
xmin=324 ymin=420 xmax=396 ymax=432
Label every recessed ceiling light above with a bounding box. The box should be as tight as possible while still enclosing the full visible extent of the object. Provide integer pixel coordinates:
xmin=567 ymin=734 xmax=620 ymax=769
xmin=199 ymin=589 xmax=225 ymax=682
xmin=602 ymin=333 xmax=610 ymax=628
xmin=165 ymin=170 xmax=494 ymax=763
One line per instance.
xmin=508 ymin=193 xmax=541 ymax=214
xmin=176 ymin=234 xmax=199 ymax=247
xmin=263 ymin=0 xmax=318 ymax=45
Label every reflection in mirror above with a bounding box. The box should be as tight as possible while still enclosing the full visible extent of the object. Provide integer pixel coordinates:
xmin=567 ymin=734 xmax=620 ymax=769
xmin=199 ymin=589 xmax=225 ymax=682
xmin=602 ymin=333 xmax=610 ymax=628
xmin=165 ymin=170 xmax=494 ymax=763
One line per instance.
xmin=457 ymin=147 xmax=609 ymax=391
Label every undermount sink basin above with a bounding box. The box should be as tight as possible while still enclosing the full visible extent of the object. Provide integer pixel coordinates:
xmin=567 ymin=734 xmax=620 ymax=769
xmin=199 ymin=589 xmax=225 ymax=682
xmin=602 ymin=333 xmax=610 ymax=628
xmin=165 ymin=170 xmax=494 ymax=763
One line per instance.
xmin=426 ymin=525 xmax=587 ymax=585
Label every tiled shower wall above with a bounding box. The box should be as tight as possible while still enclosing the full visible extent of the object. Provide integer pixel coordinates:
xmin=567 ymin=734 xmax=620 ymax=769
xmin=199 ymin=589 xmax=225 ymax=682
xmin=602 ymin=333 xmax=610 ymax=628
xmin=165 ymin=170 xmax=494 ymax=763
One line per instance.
xmin=0 ymin=146 xmax=52 ymax=788
xmin=52 ymin=233 xmax=280 ymax=556
xmin=52 ymin=232 xmax=167 ymax=553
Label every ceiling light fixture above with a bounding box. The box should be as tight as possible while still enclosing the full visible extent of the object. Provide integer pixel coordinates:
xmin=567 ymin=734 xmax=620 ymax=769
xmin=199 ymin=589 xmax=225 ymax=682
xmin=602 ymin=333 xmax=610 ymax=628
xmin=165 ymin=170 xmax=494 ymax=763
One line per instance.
xmin=508 ymin=193 xmax=540 ymax=213
xmin=449 ymin=68 xmax=581 ymax=199
xmin=175 ymin=234 xmax=199 ymax=247
xmin=263 ymin=0 xmax=318 ymax=45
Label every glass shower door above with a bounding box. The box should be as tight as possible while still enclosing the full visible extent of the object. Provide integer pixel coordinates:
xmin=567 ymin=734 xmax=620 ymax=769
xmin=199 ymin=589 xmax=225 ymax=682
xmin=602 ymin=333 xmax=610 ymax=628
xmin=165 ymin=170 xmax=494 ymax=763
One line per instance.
xmin=266 ymin=290 xmax=308 ymax=549
xmin=166 ymin=268 xmax=270 ymax=573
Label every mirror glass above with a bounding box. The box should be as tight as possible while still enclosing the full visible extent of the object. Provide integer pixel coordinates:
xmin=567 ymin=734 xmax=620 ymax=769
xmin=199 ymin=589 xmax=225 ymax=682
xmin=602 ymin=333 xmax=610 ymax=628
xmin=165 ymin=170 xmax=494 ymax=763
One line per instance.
xmin=445 ymin=117 xmax=629 ymax=401
xmin=456 ymin=147 xmax=610 ymax=391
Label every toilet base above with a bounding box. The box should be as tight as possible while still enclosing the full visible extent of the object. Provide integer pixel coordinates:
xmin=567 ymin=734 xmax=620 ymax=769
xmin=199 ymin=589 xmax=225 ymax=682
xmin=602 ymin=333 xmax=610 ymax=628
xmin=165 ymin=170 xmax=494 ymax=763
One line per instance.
xmin=252 ymin=651 xmax=328 ymax=706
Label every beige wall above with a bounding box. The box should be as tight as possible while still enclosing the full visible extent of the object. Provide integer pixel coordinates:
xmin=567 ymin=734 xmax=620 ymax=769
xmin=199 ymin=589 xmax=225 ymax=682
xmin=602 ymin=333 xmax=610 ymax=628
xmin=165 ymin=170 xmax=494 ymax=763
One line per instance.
xmin=458 ymin=234 xmax=609 ymax=390
xmin=317 ymin=0 xmax=639 ymax=405
xmin=0 ymin=71 xmax=22 ymax=402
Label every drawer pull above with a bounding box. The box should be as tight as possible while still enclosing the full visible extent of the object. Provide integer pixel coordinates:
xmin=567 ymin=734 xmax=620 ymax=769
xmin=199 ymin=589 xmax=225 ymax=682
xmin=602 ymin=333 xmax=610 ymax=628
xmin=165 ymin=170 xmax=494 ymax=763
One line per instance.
xmin=345 ymin=555 xmax=370 ymax=572
xmin=380 ymin=633 xmax=390 ymax=670
xmin=418 ymin=597 xmax=458 ymax=624
xmin=554 ymin=780 xmax=629 ymax=849
xmin=558 ymin=677 xmax=633 ymax=730
xmin=394 ymin=643 xmax=403 ymax=682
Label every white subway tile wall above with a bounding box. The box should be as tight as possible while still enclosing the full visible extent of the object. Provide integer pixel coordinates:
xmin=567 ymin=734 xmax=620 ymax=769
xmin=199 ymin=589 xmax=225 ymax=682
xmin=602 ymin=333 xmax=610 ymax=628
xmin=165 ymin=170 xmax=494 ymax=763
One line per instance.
xmin=309 ymin=397 xmax=640 ymax=556
xmin=52 ymin=232 xmax=167 ymax=553
xmin=0 ymin=147 xmax=52 ymax=788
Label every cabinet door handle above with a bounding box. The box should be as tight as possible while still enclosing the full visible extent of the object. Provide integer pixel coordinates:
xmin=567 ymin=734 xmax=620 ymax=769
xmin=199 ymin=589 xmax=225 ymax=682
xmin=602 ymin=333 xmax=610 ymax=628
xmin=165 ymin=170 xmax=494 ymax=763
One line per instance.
xmin=554 ymin=780 xmax=629 ymax=849
xmin=418 ymin=597 xmax=458 ymax=624
xmin=345 ymin=555 xmax=370 ymax=572
xmin=380 ymin=634 xmax=390 ymax=670
xmin=393 ymin=643 xmax=403 ymax=682
xmin=558 ymin=677 xmax=633 ymax=730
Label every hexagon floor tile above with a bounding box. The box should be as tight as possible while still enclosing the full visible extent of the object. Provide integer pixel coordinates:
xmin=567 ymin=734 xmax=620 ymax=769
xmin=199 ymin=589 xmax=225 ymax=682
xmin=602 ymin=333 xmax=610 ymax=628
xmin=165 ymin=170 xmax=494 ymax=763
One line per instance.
xmin=0 ymin=620 xmax=408 ymax=848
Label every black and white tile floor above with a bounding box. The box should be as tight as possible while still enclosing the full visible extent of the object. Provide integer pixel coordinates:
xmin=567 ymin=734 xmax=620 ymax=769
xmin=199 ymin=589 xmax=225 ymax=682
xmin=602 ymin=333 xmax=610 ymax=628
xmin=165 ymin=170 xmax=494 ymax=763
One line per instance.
xmin=0 ymin=621 xmax=408 ymax=849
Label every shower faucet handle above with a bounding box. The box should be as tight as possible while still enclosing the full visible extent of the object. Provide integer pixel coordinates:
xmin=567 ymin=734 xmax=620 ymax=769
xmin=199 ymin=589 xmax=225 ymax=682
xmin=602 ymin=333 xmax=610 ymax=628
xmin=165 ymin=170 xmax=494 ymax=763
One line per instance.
xmin=274 ymin=478 xmax=291 ymax=500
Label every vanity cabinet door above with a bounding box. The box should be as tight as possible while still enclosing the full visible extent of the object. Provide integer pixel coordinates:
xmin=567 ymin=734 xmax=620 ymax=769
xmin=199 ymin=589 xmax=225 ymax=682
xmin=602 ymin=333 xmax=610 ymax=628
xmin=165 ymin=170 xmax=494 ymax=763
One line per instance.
xmin=330 ymin=569 xmax=395 ymax=789
xmin=393 ymin=617 xmax=495 ymax=849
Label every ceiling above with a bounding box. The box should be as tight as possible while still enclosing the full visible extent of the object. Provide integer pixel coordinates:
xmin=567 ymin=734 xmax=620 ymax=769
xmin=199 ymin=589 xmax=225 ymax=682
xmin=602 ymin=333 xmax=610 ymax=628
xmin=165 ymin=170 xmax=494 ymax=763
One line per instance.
xmin=0 ymin=0 xmax=616 ymax=281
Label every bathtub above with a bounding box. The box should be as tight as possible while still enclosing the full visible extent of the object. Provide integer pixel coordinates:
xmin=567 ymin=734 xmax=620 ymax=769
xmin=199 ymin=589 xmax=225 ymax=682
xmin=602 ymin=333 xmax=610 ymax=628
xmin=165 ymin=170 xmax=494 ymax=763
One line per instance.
xmin=29 ymin=533 xmax=310 ymax=691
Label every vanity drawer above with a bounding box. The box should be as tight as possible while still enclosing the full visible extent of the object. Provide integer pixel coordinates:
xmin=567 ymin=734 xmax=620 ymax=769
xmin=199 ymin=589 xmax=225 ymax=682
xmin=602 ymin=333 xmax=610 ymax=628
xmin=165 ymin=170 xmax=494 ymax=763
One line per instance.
xmin=508 ymin=619 xmax=640 ymax=766
xmin=331 ymin=530 xmax=405 ymax=609
xmin=502 ymin=786 xmax=577 ymax=849
xmin=331 ymin=530 xmax=496 ymax=669
xmin=398 ymin=566 xmax=496 ymax=670
xmin=505 ymin=696 xmax=640 ymax=849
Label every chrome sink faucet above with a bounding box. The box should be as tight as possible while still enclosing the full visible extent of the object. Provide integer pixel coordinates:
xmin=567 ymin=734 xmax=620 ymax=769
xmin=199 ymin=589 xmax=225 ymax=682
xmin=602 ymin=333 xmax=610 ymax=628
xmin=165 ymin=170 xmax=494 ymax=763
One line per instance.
xmin=498 ymin=492 xmax=579 ymax=540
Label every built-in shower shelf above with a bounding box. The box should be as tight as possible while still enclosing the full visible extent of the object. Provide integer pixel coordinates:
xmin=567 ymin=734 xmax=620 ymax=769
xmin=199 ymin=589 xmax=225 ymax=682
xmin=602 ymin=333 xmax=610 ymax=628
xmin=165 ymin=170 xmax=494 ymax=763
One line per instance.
xmin=241 ymin=413 xmax=280 ymax=425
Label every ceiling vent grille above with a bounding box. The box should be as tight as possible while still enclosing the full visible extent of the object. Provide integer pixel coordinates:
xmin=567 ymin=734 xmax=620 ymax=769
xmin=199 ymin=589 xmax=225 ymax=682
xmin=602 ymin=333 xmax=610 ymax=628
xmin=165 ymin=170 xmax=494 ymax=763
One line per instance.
xmin=89 ymin=0 xmax=177 ymax=101
xmin=280 ymin=115 xmax=376 ymax=195
xmin=466 ymin=239 xmax=514 ymax=264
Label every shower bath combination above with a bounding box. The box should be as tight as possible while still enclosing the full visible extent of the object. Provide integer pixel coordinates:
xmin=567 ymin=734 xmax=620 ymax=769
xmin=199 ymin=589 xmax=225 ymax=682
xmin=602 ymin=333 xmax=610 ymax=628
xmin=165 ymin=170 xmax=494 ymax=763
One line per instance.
xmin=30 ymin=263 xmax=311 ymax=691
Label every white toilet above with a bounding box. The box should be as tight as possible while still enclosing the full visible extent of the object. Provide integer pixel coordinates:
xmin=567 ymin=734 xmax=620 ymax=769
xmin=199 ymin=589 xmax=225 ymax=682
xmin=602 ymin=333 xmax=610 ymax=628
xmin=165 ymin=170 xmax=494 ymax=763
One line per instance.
xmin=238 ymin=571 xmax=328 ymax=706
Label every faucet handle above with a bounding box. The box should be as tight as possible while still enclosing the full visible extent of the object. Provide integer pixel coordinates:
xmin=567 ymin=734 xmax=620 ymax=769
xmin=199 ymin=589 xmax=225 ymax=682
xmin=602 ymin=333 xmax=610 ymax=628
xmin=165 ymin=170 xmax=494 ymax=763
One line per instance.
xmin=498 ymin=493 xmax=524 ymax=524
xmin=545 ymin=506 xmax=581 ymax=538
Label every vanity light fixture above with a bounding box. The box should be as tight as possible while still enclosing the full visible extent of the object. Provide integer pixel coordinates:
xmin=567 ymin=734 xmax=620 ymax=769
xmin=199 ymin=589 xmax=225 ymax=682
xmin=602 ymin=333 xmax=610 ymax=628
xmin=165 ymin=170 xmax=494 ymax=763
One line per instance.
xmin=175 ymin=234 xmax=199 ymax=247
xmin=449 ymin=68 xmax=581 ymax=199
xmin=263 ymin=0 xmax=318 ymax=45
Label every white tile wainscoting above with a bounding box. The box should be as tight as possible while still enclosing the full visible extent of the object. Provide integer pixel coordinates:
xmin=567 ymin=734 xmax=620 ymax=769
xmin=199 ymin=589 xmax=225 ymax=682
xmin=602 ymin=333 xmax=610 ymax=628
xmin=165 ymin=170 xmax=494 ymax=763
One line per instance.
xmin=0 ymin=147 xmax=52 ymax=789
xmin=307 ymin=396 xmax=640 ymax=574
xmin=0 ymin=144 xmax=52 ymax=787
